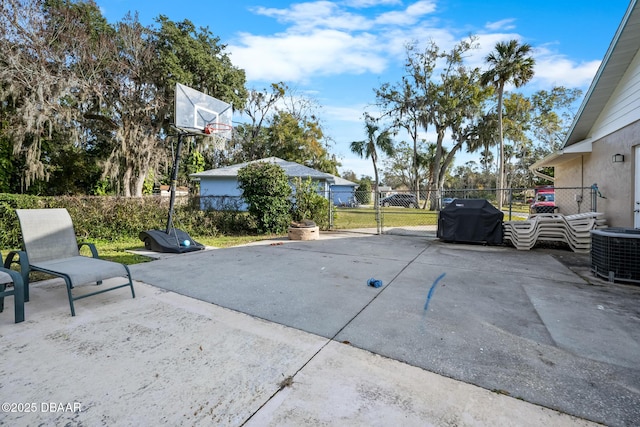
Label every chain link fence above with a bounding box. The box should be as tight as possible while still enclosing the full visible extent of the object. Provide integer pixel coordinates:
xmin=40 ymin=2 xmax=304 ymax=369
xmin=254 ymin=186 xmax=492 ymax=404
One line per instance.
xmin=441 ymin=187 xmax=598 ymax=218
xmin=328 ymin=186 xmax=601 ymax=236
xmin=192 ymin=186 xmax=602 ymax=237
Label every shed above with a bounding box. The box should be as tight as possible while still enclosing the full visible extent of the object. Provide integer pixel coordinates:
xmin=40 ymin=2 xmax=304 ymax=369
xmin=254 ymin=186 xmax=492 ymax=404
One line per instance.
xmin=330 ymin=176 xmax=359 ymax=206
xmin=190 ymin=157 xmax=339 ymax=210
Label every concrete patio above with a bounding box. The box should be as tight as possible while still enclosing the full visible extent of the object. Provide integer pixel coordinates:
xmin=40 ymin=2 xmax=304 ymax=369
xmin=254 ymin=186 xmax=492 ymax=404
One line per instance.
xmin=1 ymin=231 xmax=638 ymax=426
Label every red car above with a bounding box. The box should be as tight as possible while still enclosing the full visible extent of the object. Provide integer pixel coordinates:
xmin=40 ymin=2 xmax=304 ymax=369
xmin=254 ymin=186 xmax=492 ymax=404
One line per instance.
xmin=530 ymin=188 xmax=556 ymax=214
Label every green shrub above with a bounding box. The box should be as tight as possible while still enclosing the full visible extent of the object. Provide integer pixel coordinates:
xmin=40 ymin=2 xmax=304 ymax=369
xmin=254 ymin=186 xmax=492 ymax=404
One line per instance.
xmin=291 ymin=177 xmax=330 ymax=230
xmin=237 ymin=162 xmax=292 ymax=234
xmin=356 ymin=180 xmax=372 ymax=205
xmin=0 ymin=193 xmax=253 ymax=250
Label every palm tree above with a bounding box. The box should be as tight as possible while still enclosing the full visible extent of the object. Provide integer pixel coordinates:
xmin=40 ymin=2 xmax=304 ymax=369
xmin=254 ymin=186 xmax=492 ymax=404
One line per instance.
xmin=480 ymin=39 xmax=535 ymax=209
xmin=350 ymin=114 xmax=395 ymax=215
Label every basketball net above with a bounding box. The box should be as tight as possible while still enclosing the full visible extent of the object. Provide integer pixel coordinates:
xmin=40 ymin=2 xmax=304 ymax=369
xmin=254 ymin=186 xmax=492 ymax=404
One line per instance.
xmin=204 ymin=123 xmax=216 ymax=135
xmin=203 ymin=122 xmax=232 ymax=135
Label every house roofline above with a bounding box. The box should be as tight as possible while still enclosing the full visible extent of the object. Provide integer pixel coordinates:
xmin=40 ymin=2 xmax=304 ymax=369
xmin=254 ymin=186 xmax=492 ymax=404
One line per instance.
xmin=563 ymin=0 xmax=639 ymax=148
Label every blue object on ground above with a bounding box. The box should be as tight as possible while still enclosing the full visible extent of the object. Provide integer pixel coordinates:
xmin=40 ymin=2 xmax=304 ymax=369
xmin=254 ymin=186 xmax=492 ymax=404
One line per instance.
xmin=367 ymin=278 xmax=383 ymax=288
xmin=424 ymin=273 xmax=446 ymax=311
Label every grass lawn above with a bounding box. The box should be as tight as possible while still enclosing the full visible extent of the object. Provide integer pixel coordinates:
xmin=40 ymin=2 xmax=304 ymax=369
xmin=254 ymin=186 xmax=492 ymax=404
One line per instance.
xmin=5 ymin=202 xmax=527 ymax=270
xmin=2 ymin=235 xmax=285 ymax=276
xmin=334 ymin=203 xmax=528 ymax=229
xmin=507 ymin=203 xmax=530 ymax=214
xmin=89 ymin=234 xmax=285 ymax=265
xmin=334 ymin=207 xmax=438 ymax=228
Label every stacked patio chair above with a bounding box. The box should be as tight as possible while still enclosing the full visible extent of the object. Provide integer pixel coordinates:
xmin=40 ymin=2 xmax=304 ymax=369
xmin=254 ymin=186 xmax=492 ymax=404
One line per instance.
xmin=503 ymin=212 xmax=607 ymax=253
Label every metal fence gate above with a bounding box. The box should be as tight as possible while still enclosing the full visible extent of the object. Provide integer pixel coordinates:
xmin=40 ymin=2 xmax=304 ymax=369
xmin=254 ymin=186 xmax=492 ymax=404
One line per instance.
xmin=329 ymin=186 xmax=600 ymax=236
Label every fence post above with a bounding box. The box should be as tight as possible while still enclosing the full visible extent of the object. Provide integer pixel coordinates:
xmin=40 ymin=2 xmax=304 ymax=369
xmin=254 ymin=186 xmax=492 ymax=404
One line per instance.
xmin=508 ymin=188 xmax=513 ymax=221
xmin=376 ymin=191 xmax=382 ymax=235
xmin=328 ymin=190 xmax=334 ymax=229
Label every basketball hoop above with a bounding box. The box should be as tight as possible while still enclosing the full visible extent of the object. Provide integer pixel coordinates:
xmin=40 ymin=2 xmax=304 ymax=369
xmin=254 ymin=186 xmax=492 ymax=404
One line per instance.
xmin=203 ymin=122 xmax=232 ymax=135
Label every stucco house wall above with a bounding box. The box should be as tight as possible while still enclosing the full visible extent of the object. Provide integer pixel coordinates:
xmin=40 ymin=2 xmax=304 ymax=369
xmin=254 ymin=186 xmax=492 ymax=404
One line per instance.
xmin=531 ymin=1 xmax=640 ymax=228
xmin=555 ymin=121 xmax=638 ymax=227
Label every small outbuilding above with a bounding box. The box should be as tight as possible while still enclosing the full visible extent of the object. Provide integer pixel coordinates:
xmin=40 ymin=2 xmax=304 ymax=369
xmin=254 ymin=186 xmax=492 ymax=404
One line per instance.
xmin=190 ymin=157 xmax=357 ymax=210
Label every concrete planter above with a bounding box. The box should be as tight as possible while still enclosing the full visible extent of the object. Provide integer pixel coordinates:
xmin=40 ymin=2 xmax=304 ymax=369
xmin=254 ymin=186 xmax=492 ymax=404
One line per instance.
xmin=288 ymin=222 xmax=319 ymax=240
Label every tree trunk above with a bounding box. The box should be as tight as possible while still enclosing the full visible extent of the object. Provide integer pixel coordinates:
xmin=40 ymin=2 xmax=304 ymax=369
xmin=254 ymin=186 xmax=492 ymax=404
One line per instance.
xmin=412 ymin=120 xmax=421 ymax=208
xmin=437 ymin=138 xmax=464 ymax=188
xmin=372 ymin=152 xmax=381 ymax=235
xmin=413 ymin=132 xmax=418 ymax=194
xmin=430 ymin=126 xmax=446 ymax=210
xmin=133 ymin=167 xmax=147 ymax=197
xmin=497 ymin=81 xmax=505 ymax=210
xmin=122 ymin=166 xmax=133 ymax=197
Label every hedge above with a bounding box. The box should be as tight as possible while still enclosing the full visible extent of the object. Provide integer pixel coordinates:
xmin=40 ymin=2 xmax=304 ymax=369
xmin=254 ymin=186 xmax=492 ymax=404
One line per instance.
xmin=0 ymin=194 xmax=253 ymax=249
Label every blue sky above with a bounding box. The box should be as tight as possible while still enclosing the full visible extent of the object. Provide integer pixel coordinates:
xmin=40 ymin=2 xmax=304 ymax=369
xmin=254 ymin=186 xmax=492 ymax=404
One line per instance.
xmin=95 ymin=0 xmax=631 ymax=178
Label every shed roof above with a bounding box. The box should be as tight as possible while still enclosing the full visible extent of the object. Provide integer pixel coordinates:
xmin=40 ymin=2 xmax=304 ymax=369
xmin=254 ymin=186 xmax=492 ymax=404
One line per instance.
xmin=190 ymin=157 xmax=336 ymax=183
xmin=331 ymin=176 xmax=359 ymax=187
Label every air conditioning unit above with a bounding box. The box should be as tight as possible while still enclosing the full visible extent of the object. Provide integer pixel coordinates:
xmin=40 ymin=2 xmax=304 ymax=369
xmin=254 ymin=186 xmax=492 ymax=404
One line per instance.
xmin=590 ymin=228 xmax=640 ymax=284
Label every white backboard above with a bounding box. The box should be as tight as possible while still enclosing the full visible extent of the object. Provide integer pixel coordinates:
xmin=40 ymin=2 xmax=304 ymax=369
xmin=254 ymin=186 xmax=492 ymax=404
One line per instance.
xmin=174 ymin=83 xmax=232 ymax=140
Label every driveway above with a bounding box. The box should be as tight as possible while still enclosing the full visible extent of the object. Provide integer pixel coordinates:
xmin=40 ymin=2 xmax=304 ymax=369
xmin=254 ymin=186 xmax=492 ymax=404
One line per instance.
xmin=1 ymin=231 xmax=639 ymax=426
xmin=127 ymin=232 xmax=640 ymax=426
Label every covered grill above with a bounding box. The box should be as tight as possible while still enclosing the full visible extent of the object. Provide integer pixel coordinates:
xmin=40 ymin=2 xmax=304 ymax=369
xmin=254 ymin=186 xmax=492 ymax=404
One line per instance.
xmin=437 ymin=199 xmax=504 ymax=245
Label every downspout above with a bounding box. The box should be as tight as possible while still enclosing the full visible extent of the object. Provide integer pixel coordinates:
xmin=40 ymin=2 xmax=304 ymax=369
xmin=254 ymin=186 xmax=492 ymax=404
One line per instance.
xmin=532 ymin=168 xmax=555 ymax=183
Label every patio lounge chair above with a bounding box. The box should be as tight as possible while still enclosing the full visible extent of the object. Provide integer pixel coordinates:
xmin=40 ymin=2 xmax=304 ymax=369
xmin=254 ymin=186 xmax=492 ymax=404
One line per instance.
xmin=10 ymin=208 xmax=135 ymax=316
xmin=503 ymin=212 xmax=607 ymax=252
xmin=0 ymin=252 xmax=25 ymax=323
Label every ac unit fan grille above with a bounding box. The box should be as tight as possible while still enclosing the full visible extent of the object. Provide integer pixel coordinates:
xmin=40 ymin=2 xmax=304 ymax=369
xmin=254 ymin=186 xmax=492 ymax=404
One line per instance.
xmin=590 ymin=228 xmax=640 ymax=284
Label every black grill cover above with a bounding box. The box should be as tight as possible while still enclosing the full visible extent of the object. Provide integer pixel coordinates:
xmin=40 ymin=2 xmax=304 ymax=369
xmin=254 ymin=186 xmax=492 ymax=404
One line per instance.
xmin=437 ymin=199 xmax=504 ymax=244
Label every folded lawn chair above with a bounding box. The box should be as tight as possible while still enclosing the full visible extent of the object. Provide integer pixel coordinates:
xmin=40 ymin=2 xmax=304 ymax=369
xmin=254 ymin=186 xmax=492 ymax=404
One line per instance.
xmin=0 ymin=252 xmax=25 ymax=323
xmin=9 ymin=208 xmax=135 ymax=316
xmin=504 ymin=212 xmax=607 ymax=253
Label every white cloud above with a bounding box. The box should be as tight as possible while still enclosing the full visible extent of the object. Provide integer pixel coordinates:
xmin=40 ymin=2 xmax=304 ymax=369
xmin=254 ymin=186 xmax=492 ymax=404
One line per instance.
xmin=376 ymin=0 xmax=437 ymax=25
xmin=252 ymin=1 xmax=372 ymax=32
xmin=532 ymin=55 xmax=601 ymax=89
xmin=230 ymin=29 xmax=386 ymax=82
xmin=382 ymin=25 xmax=457 ymax=59
xmin=485 ymin=18 xmax=516 ymax=31
xmin=344 ymin=0 xmax=402 ymax=8
xmin=230 ymin=1 xmax=450 ymax=85
xmin=324 ymin=104 xmax=369 ymax=123
xmin=232 ymin=0 xmax=601 ymax=113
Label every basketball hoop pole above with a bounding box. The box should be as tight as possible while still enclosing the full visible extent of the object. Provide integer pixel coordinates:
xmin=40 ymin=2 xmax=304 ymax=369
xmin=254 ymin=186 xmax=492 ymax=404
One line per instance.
xmin=139 ymin=82 xmax=232 ymax=254
xmin=166 ymin=131 xmax=186 ymax=234
xmin=139 ymin=127 xmax=203 ymax=254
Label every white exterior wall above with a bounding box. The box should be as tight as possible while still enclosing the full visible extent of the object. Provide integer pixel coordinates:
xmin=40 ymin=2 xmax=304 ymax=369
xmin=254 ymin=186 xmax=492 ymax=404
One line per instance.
xmin=589 ymin=49 xmax=640 ymax=142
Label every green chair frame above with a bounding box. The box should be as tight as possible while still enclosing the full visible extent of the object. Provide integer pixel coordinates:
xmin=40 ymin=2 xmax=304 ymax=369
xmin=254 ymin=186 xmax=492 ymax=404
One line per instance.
xmin=0 ymin=252 xmax=25 ymax=323
xmin=9 ymin=208 xmax=135 ymax=317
